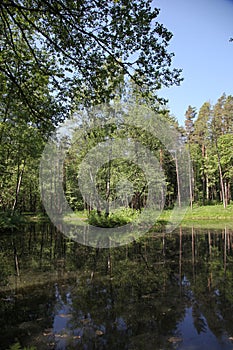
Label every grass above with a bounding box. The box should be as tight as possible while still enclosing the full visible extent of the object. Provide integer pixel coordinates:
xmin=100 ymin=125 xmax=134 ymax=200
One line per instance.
xmin=1 ymin=204 xmax=233 ymax=231
xmin=184 ymin=203 xmax=233 ymax=219
xmin=63 ymin=204 xmax=233 ymax=231
xmin=63 ymin=208 xmax=138 ymax=227
xmin=159 ymin=204 xmax=233 ymax=229
xmin=62 ymin=210 xmax=89 ymax=226
xmin=22 ymin=212 xmax=50 ymax=222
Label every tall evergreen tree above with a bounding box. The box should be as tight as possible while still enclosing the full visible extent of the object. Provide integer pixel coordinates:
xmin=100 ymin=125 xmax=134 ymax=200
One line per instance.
xmin=184 ymin=105 xmax=196 ymax=208
xmin=185 ymin=105 xmax=196 ymax=141
xmin=212 ymin=95 xmax=227 ymax=207
xmin=191 ymin=102 xmax=211 ymax=203
xmin=223 ymin=95 xmax=233 ymax=133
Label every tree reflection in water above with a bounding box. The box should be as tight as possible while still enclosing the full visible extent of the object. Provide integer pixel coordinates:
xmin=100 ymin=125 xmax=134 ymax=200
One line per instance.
xmin=1 ymin=224 xmax=233 ymax=349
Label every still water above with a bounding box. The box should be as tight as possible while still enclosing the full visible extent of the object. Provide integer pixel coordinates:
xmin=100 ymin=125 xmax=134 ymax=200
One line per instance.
xmin=1 ymin=223 xmax=233 ymax=350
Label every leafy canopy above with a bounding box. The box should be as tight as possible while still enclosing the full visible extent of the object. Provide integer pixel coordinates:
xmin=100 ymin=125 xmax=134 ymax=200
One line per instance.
xmin=0 ymin=0 xmax=183 ymax=121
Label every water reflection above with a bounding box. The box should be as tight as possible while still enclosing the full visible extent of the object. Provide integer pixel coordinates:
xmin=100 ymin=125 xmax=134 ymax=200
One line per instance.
xmin=177 ymin=306 xmax=231 ymax=350
xmin=1 ymin=224 xmax=233 ymax=349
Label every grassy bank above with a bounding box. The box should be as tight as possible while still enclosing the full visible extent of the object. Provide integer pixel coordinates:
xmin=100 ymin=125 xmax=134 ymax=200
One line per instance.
xmin=1 ymin=204 xmax=233 ymax=231
xmin=171 ymin=204 xmax=233 ymax=229
xmin=64 ymin=204 xmax=233 ymax=230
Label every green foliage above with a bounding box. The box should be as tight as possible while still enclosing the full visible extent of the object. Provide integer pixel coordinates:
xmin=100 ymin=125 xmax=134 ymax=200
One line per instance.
xmin=0 ymin=33 xmax=60 ymax=214
xmin=7 ymin=344 xmax=22 ymax=350
xmin=88 ymin=208 xmax=138 ymax=228
xmin=7 ymin=343 xmax=36 ymax=350
xmin=63 ymin=101 xmax=178 ymax=214
xmin=218 ymin=134 xmax=233 ymax=180
xmin=0 ymin=0 xmax=182 ymax=113
xmin=0 ymin=211 xmax=26 ymax=230
xmin=0 ymin=119 xmax=46 ymax=213
xmin=0 ymin=251 xmax=13 ymax=285
xmin=185 ymin=105 xmax=196 ymax=139
xmin=0 ymin=2 xmax=183 ymax=215
xmin=186 ymin=94 xmax=233 ymax=206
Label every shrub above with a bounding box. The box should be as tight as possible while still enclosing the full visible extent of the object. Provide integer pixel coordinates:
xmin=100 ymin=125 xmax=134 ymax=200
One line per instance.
xmin=88 ymin=208 xmax=138 ymax=228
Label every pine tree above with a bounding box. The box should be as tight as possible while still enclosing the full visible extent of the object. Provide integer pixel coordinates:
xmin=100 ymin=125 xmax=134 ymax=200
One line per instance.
xmin=212 ymin=95 xmax=227 ymax=207
xmin=184 ymin=106 xmax=196 ymax=208
xmin=192 ymin=102 xmax=211 ymax=203
xmin=185 ymin=105 xmax=196 ymax=141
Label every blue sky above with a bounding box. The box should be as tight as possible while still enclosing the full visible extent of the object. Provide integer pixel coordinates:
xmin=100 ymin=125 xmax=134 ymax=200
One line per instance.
xmin=155 ymin=0 xmax=233 ymax=125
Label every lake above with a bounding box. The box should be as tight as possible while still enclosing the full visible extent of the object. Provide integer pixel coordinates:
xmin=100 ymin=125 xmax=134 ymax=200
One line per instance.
xmin=1 ymin=223 xmax=233 ymax=350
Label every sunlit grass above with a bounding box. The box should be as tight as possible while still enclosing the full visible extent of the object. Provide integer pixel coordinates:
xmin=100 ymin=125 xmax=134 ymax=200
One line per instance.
xmin=183 ymin=204 xmax=233 ymax=219
xmin=150 ymin=204 xmax=233 ymax=230
xmin=2 ymin=204 xmax=233 ymax=231
xmin=178 ymin=204 xmax=233 ymax=229
xmin=63 ymin=204 xmax=233 ymax=230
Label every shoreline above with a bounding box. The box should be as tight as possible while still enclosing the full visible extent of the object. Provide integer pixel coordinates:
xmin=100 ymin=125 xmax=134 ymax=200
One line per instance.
xmin=1 ymin=204 xmax=233 ymax=231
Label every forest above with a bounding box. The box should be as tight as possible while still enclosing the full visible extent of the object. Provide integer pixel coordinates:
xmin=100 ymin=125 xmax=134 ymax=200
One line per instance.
xmin=185 ymin=95 xmax=233 ymax=207
xmin=0 ymin=0 xmax=233 ymax=227
xmin=1 ymin=2 xmax=233 ymax=350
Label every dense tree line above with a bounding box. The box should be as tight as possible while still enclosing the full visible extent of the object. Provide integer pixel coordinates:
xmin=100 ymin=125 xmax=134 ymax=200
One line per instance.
xmin=62 ymin=93 xmax=180 ymax=217
xmin=185 ymin=93 xmax=233 ymax=207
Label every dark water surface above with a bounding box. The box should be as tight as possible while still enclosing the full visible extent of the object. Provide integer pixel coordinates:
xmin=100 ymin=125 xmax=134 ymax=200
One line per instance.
xmin=1 ymin=223 xmax=233 ymax=349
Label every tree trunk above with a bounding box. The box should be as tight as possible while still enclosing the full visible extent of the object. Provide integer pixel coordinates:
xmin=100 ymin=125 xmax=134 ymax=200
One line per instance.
xmin=189 ymin=155 xmax=193 ymax=210
xmin=105 ymin=162 xmax=111 ymax=217
xmin=205 ymin=149 xmax=209 ymax=202
xmin=201 ymin=144 xmax=206 ymax=205
xmin=12 ymin=241 xmax=20 ymax=277
xmin=215 ymin=138 xmax=226 ymax=208
xmin=12 ymin=160 xmax=25 ymax=214
xmin=218 ymin=156 xmax=226 ymax=208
